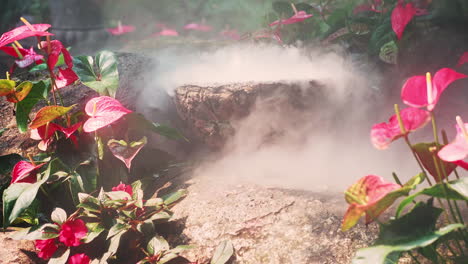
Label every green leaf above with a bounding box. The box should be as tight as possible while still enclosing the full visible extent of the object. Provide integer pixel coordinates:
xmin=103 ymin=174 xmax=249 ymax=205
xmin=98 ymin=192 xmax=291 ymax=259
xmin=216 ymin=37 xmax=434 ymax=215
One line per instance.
xmin=125 ymin=113 xmax=186 ymax=141
xmin=73 ymin=50 xmax=119 ymax=98
xmin=48 ymin=247 xmax=70 ymax=264
xmin=2 ymin=171 xmax=50 ymax=228
xmin=83 ymin=222 xmax=106 ymax=243
xmin=106 ymin=191 xmax=132 ymax=201
xmin=108 ymin=231 xmax=124 ymax=255
xmin=15 ymin=81 xmax=49 ymax=133
xmin=29 ymin=105 xmax=74 ymax=129
xmin=149 ymin=211 xmax=172 ymax=222
xmin=211 ymin=240 xmax=234 ymax=264
xmin=379 ymin=41 xmax=398 ymax=65
xmin=50 ymin=207 xmax=67 ymax=224
xmin=0 ymin=127 xmax=7 ymax=136
xmin=107 ymin=223 xmax=129 ymax=239
xmin=396 ymin=177 xmax=468 ymax=217
xmin=162 ymin=189 xmax=187 ymax=206
xmin=352 ymin=202 xmax=463 ymax=264
xmin=272 ymin=1 xmax=294 ymax=17
xmin=0 ymin=79 xmax=15 ymax=96
xmin=147 ymin=235 xmax=169 ymax=256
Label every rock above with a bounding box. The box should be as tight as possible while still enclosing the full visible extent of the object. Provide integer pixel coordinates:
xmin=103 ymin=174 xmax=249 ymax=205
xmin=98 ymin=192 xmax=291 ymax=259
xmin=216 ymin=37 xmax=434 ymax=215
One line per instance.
xmin=169 ymin=179 xmax=379 ymax=264
xmin=0 ymin=229 xmax=43 ymax=264
xmin=173 ymin=81 xmax=327 ymax=149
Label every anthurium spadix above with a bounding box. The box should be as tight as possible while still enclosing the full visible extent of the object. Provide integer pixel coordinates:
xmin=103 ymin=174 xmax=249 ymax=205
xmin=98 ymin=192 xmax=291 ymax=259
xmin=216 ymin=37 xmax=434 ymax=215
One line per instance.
xmin=83 ymin=96 xmax=132 ymax=132
xmin=438 ymin=116 xmax=468 ymax=170
xmin=371 ymin=107 xmax=430 ymax=150
xmin=401 ymin=68 xmax=467 ymax=111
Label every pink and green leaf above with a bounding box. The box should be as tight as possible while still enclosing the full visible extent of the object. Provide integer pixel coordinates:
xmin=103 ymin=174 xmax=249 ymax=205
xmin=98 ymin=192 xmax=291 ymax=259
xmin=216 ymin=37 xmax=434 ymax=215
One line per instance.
xmin=6 ymin=81 xmax=33 ymax=103
xmin=107 ymin=137 xmax=147 ymax=170
xmin=29 ymin=105 xmax=74 ymax=129
xmin=0 ymin=79 xmax=16 ymax=96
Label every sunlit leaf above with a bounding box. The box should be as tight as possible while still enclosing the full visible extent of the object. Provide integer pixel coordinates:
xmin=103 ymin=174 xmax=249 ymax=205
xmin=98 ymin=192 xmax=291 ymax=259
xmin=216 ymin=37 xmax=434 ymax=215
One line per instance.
xmin=16 ymin=81 xmax=49 ymax=133
xmin=6 ymin=81 xmax=33 ymax=103
xmin=147 ymin=235 xmax=169 ymax=256
xmin=29 ymin=105 xmax=74 ymax=129
xmin=51 ymin=207 xmax=67 ymax=225
xmin=0 ymin=79 xmax=15 ymax=96
xmin=211 ymin=240 xmax=234 ymax=264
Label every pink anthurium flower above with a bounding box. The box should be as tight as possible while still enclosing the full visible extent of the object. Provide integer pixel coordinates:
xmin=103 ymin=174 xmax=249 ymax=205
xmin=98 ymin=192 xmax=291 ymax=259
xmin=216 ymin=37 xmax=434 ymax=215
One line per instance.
xmin=68 ymin=253 xmax=90 ymax=264
xmin=401 ymin=68 xmax=467 ymax=111
xmin=438 ymin=116 xmax=468 ymax=170
xmin=269 ymin=11 xmax=313 ymax=27
xmin=184 ymin=23 xmax=212 ymax=32
xmin=371 ymin=107 xmax=431 ymax=149
xmin=0 ymin=24 xmax=52 ymax=48
xmin=342 ymin=175 xmax=401 ymax=231
xmin=254 ymin=28 xmax=283 ymax=44
xmin=457 ymin=52 xmax=468 ymax=67
xmin=153 ymin=28 xmax=179 ymax=37
xmin=55 ymin=68 xmax=79 ymax=89
xmin=83 ymin=96 xmax=132 ymax=133
xmin=353 ymin=0 xmax=385 ymax=14
xmin=0 ymin=46 xmax=44 ymax=68
xmin=391 ymin=0 xmax=417 ymax=40
xmin=10 ymin=160 xmax=46 ymax=184
xmin=107 ymin=22 xmax=135 ymax=35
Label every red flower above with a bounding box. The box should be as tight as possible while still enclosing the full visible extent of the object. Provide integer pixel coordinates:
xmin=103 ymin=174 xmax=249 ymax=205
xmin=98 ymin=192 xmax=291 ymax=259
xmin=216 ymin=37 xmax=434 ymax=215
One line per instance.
xmin=39 ymin=40 xmax=73 ymax=71
xmin=0 ymin=46 xmax=44 ymax=68
xmin=371 ymin=107 xmax=431 ymax=149
xmin=353 ymin=0 xmax=385 ymax=14
xmin=184 ymin=23 xmax=212 ymax=32
xmin=342 ymin=175 xmax=401 ymax=231
xmin=83 ymin=96 xmax=132 ymax=132
xmin=391 ymin=1 xmax=417 ymax=40
xmin=269 ymin=11 xmax=313 ymax=27
xmin=55 ymin=68 xmax=79 ymax=89
xmin=438 ymin=117 xmax=468 ymax=170
xmin=457 ymin=52 xmax=468 ymax=67
xmin=35 ymin=239 xmax=58 ymax=260
xmin=30 ymin=122 xmax=81 ymax=151
xmin=10 ymin=161 xmax=46 ymax=184
xmin=0 ymin=24 xmax=52 ymax=48
xmin=68 ymin=253 xmax=90 ymax=264
xmin=112 ymin=182 xmax=133 ymax=196
xmin=59 ymin=219 xmax=87 ymax=247
xmin=107 ymin=23 xmax=135 ymax=35
xmin=401 ymin=68 xmax=467 ymax=111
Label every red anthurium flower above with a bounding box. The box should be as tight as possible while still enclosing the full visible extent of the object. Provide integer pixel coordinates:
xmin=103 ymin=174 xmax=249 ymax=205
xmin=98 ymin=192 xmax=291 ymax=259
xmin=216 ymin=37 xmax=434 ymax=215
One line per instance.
xmin=107 ymin=23 xmax=135 ymax=35
xmin=55 ymin=68 xmax=79 ymax=89
xmin=254 ymin=28 xmax=283 ymax=44
xmin=457 ymin=52 xmax=468 ymax=67
xmin=342 ymin=175 xmax=401 ymax=231
xmin=401 ymin=68 xmax=467 ymax=111
xmin=0 ymin=46 xmax=44 ymax=68
xmin=68 ymin=253 xmax=90 ymax=264
xmin=391 ymin=1 xmax=417 ymax=40
xmin=184 ymin=23 xmax=213 ymax=32
xmin=269 ymin=11 xmax=313 ymax=27
xmin=371 ymin=107 xmax=430 ymax=149
xmin=220 ymin=29 xmax=241 ymax=40
xmin=112 ymin=182 xmax=133 ymax=196
xmin=35 ymin=239 xmax=58 ymax=260
xmin=59 ymin=219 xmax=87 ymax=247
xmin=353 ymin=0 xmax=385 ymax=14
xmin=0 ymin=24 xmax=52 ymax=48
xmin=40 ymin=40 xmax=73 ymax=70
xmin=438 ymin=117 xmax=468 ymax=170
xmin=10 ymin=161 xmax=46 ymax=184
xmin=31 ymin=122 xmax=81 ymax=151
xmin=83 ymin=96 xmax=132 ymax=133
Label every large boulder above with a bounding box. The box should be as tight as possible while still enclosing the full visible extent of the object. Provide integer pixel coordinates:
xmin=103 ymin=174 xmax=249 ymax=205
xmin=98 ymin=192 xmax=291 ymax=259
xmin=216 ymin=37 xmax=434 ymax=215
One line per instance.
xmin=169 ymin=178 xmax=379 ymax=264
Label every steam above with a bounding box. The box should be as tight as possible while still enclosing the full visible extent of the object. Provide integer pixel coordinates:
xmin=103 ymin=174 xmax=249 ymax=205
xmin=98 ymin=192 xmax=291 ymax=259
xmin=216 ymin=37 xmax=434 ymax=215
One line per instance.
xmin=140 ymin=44 xmax=419 ymax=192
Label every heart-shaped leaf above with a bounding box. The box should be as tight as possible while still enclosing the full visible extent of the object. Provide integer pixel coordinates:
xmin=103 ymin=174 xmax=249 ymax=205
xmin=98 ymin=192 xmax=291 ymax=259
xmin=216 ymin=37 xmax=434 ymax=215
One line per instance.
xmin=74 ymin=51 xmax=119 ymax=98
xmin=107 ymin=137 xmax=147 ymax=170
xmin=0 ymin=79 xmax=15 ymax=96
xmin=16 ymin=81 xmax=49 ymax=133
xmin=413 ymin=142 xmax=457 ymax=182
xmin=30 ymin=105 xmax=74 ymax=129
xmin=51 ymin=207 xmax=67 ymax=224
xmin=6 ymin=81 xmax=33 ymax=103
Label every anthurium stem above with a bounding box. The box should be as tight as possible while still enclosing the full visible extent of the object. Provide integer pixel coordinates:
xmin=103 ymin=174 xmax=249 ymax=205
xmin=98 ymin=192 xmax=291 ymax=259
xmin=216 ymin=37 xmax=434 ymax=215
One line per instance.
xmin=392 ymin=172 xmax=403 ymax=185
xmin=430 ymin=112 xmax=440 ymax=145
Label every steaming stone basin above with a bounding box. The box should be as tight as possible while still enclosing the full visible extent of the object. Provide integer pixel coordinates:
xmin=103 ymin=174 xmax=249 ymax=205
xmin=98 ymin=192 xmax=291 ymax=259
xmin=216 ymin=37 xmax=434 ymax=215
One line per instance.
xmin=173 ymin=80 xmax=338 ymax=149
